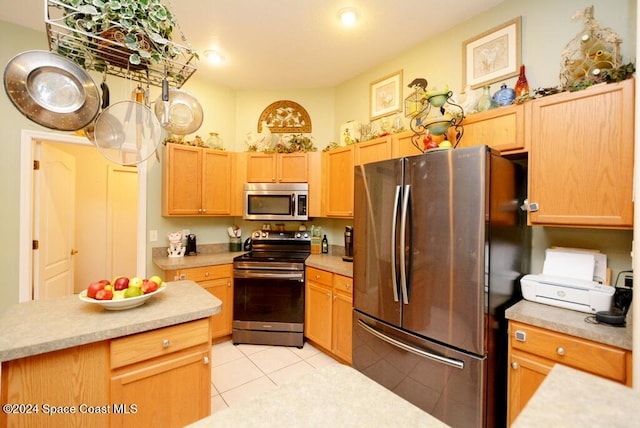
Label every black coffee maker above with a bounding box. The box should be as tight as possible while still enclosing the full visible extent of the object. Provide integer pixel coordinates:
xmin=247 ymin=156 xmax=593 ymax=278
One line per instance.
xmin=342 ymin=226 xmax=353 ymax=262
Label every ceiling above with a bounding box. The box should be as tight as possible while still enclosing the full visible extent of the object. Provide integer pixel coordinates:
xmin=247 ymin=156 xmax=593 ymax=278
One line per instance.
xmin=0 ymin=0 xmax=505 ymax=89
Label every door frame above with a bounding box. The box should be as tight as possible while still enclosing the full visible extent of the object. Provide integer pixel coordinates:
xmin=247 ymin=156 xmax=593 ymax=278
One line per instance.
xmin=18 ymin=129 xmax=147 ymax=302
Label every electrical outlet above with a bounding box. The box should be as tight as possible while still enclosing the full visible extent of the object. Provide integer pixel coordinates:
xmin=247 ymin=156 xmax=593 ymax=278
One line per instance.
xmin=149 ymin=230 xmax=158 ymax=242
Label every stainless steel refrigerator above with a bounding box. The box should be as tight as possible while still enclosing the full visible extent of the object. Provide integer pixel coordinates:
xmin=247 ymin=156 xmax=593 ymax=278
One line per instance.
xmin=352 ymin=145 xmax=528 ymax=428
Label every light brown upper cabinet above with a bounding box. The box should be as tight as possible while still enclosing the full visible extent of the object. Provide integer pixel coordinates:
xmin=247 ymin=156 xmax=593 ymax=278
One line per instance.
xmin=162 ymin=143 xmax=234 ymax=216
xmin=246 ymin=152 xmax=308 ymax=183
xmin=527 ymin=79 xmax=634 ymax=228
xmin=322 ymin=145 xmax=355 ymax=218
xmin=458 ymin=103 xmax=526 ymax=155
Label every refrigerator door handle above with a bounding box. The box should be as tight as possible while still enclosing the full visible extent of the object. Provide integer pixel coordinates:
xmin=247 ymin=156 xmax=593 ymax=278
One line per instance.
xmin=390 ymin=185 xmax=401 ymax=302
xmin=357 ymin=319 xmax=465 ymax=370
xmin=399 ymin=184 xmax=410 ymax=304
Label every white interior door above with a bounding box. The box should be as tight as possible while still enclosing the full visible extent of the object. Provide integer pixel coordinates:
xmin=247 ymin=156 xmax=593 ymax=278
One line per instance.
xmin=107 ymin=165 xmax=138 ymax=280
xmin=34 ymin=143 xmax=76 ymax=299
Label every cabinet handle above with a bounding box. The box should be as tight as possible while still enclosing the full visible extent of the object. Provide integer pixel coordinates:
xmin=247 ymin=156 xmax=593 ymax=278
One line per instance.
xmin=162 ymin=339 xmax=170 ymax=348
xmin=201 ymin=209 xmax=207 ymax=213
xmin=278 ymin=177 xmax=283 ymax=181
xmin=203 ymin=356 xmax=210 ymax=365
xmin=205 ymin=272 xmax=210 ymax=277
xmin=227 ymin=281 xmax=231 ymax=286
xmin=346 ymin=283 xmax=351 ymax=290
xmin=271 ymin=177 xmax=276 ymax=182
xmin=315 ymin=275 xmax=321 ymax=279
xmin=326 ymin=292 xmax=332 ymax=298
xmin=511 ymin=362 xmax=519 ymax=370
xmin=556 ymin=347 xmax=565 ymax=356
xmin=333 ymin=295 xmax=337 ymax=300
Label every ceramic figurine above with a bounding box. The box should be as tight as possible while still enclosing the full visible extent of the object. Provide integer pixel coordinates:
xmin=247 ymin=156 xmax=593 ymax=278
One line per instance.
xmin=167 ymin=231 xmax=186 ymax=258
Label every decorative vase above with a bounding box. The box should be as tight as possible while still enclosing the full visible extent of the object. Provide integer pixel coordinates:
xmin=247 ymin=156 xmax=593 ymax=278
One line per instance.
xmin=476 ymin=85 xmax=493 ymax=112
xmin=515 ymin=64 xmax=530 ymax=97
xmin=493 ymin=84 xmax=516 ymax=107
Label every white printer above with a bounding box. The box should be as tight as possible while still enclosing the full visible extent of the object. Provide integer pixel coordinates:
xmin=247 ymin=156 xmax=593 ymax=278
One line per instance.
xmin=520 ymin=248 xmax=615 ymax=313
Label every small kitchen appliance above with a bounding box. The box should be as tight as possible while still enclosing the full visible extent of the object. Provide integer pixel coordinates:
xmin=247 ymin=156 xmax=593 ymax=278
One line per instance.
xmin=343 ymin=226 xmax=353 ymax=262
xmin=185 ymin=234 xmax=197 ymax=255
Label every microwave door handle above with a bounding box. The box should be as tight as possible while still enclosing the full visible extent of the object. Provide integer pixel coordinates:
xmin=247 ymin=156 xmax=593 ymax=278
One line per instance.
xmin=291 ymin=194 xmax=296 ymax=215
xmin=399 ymin=184 xmax=410 ymax=304
xmin=390 ymin=185 xmax=401 ymax=302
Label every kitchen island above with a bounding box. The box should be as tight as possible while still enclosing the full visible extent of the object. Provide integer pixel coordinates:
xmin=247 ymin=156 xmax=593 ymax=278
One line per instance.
xmin=0 ymin=281 xmax=222 ymax=427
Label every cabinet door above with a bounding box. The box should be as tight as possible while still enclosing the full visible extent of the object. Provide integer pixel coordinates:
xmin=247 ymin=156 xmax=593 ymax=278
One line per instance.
xmin=528 ymin=79 xmax=634 ymax=228
xmin=246 ymin=153 xmax=276 ymax=182
xmin=323 ymin=146 xmax=354 ymax=217
xmin=278 ymin=153 xmax=308 ymax=182
xmin=392 ymin=131 xmax=424 ymax=158
xmin=202 ymin=149 xmax=233 ymax=215
xmin=110 ymin=347 xmax=210 ymax=428
xmin=304 ymin=281 xmax=332 ymax=350
xmin=200 ymin=277 xmax=233 ymax=339
xmin=163 ymin=144 xmax=202 ymax=216
xmin=356 ymin=136 xmax=392 ymax=165
xmin=332 ymin=292 xmax=353 ymax=363
xmin=1 ymin=342 xmax=109 ymax=427
xmin=507 ymin=351 xmax=554 ymax=426
xmin=458 ymin=104 xmax=525 ymax=153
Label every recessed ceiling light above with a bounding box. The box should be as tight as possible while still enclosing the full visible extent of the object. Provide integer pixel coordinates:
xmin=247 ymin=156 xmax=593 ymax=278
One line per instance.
xmin=338 ymin=7 xmax=358 ymax=27
xmin=204 ymin=49 xmax=225 ymax=65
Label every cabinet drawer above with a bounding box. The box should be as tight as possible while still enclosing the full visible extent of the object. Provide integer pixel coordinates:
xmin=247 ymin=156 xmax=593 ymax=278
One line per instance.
xmin=510 ymin=322 xmax=627 ymax=382
xmin=178 ymin=264 xmax=232 ymax=282
xmin=333 ymin=274 xmax=353 ymax=295
xmin=306 ymin=267 xmax=332 ymax=286
xmin=111 ymin=319 xmax=210 ymax=369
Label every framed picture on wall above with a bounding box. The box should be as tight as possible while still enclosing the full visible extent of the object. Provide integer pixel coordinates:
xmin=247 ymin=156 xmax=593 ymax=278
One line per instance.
xmin=462 ymin=17 xmax=521 ymax=89
xmin=370 ymin=70 xmax=403 ymax=121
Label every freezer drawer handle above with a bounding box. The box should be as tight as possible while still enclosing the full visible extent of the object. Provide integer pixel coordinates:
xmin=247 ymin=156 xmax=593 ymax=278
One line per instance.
xmin=357 ymin=319 xmax=464 ymax=370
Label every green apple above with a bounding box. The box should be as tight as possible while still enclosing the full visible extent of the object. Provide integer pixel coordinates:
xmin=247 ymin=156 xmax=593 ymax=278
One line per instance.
xmin=129 ymin=276 xmax=143 ymax=288
xmin=438 ymin=140 xmax=453 ymax=149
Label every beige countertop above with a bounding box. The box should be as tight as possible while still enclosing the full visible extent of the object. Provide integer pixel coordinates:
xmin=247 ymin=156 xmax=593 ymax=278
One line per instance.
xmin=305 ymin=253 xmax=353 ymax=277
xmin=513 ymin=364 xmax=639 ymax=427
xmin=153 ymin=246 xmax=354 ymax=277
xmin=505 ymin=300 xmax=632 ymax=350
xmin=0 ymin=280 xmax=222 ymax=362
xmin=188 ymin=364 xmax=448 ymax=428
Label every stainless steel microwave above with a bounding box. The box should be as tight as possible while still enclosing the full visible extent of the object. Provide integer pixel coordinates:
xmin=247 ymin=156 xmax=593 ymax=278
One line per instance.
xmin=243 ymin=183 xmax=308 ymax=221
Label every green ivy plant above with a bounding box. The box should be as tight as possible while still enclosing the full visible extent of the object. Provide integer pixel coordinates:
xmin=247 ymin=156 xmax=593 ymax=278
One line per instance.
xmin=58 ymin=0 xmax=185 ymax=68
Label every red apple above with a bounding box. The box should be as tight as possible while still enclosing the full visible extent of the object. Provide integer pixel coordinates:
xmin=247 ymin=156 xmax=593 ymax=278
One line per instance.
xmin=95 ymin=289 xmax=113 ymax=300
xmin=87 ymin=281 xmax=107 ymax=299
xmin=114 ymin=276 xmax=130 ymax=291
xmin=425 ymin=140 xmax=439 ymax=150
xmin=141 ymin=279 xmax=159 ymax=294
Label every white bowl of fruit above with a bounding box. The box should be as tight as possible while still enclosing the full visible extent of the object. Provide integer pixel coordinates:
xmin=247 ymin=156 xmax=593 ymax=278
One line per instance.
xmin=79 ymin=275 xmax=166 ymax=310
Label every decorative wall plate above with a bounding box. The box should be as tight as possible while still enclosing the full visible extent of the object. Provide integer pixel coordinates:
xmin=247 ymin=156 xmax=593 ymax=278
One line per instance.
xmin=258 ymin=100 xmax=311 ymax=133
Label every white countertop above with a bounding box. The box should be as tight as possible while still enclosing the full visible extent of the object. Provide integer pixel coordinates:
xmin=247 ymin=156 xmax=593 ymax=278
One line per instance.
xmin=0 ymin=280 xmax=222 ymax=362
xmin=513 ymin=364 xmax=639 ymax=427
xmin=188 ymin=364 xmax=448 ymax=427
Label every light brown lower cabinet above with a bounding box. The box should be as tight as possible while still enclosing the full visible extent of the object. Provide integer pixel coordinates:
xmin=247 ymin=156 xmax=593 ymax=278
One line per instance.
xmin=507 ymin=320 xmax=632 ymax=426
xmin=165 ymin=264 xmax=233 ymax=340
xmin=304 ymin=267 xmax=353 ymax=363
xmin=1 ymin=318 xmax=212 ymax=428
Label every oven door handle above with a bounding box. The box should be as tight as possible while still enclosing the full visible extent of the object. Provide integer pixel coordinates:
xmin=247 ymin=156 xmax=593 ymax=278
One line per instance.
xmin=233 ymin=270 xmax=304 ymax=280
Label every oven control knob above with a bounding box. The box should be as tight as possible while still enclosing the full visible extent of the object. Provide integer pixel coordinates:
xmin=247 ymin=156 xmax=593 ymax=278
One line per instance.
xmin=253 ymin=231 xmax=261 ymax=239
xmin=303 ymin=232 xmax=309 ymax=238
xmin=261 ymin=231 xmax=268 ymax=238
xmin=295 ymin=232 xmax=301 ymax=238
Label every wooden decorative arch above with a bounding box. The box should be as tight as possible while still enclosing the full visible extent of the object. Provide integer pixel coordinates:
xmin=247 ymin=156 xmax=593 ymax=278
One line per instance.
xmin=257 ymin=100 xmax=311 ymax=133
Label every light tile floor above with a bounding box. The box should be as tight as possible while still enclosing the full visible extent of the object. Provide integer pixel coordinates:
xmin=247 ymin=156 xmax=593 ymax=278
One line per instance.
xmin=211 ymin=340 xmax=341 ymax=413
